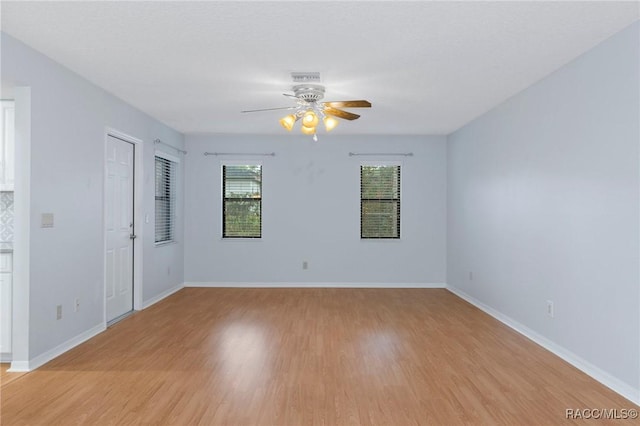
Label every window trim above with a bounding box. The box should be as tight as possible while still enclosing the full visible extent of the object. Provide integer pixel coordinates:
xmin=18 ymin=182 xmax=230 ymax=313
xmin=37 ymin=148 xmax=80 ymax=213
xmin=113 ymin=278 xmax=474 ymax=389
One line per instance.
xmin=154 ymin=151 xmax=179 ymax=246
xmin=360 ymin=161 xmax=402 ymax=240
xmin=221 ymin=161 xmax=263 ymax=240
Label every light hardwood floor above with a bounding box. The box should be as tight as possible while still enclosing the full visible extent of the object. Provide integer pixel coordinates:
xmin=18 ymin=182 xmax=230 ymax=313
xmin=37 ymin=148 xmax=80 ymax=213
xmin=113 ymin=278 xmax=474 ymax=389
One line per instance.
xmin=0 ymin=364 xmax=24 ymax=387
xmin=1 ymin=288 xmax=636 ymax=425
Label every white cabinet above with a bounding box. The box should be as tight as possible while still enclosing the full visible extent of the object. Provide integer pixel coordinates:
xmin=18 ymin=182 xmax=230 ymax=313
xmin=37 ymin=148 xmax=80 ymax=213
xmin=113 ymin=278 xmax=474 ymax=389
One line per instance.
xmin=0 ymin=101 xmax=15 ymax=191
xmin=0 ymin=252 xmax=12 ymax=356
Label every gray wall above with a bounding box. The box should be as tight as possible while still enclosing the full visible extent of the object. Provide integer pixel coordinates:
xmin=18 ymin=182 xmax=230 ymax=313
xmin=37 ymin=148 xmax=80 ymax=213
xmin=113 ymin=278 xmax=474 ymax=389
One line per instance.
xmin=184 ymin=134 xmax=447 ymax=285
xmin=447 ymin=22 xmax=639 ymax=393
xmin=1 ymin=33 xmax=185 ymax=360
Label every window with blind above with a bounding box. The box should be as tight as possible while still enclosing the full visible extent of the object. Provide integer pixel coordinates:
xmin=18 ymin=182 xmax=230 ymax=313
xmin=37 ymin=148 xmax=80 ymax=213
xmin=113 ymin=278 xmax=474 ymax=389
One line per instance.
xmin=155 ymin=155 xmax=177 ymax=244
xmin=361 ymin=165 xmax=401 ymax=239
xmin=223 ymin=165 xmax=262 ymax=238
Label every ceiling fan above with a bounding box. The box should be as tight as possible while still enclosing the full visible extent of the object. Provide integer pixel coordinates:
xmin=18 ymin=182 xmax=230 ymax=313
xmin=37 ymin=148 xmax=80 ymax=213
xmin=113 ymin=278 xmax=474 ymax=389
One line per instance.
xmin=241 ymin=83 xmax=371 ymax=141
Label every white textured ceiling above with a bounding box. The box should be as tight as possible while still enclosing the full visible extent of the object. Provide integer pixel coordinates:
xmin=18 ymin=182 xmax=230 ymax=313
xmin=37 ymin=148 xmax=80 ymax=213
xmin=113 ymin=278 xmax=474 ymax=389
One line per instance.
xmin=2 ymin=1 xmax=638 ymax=135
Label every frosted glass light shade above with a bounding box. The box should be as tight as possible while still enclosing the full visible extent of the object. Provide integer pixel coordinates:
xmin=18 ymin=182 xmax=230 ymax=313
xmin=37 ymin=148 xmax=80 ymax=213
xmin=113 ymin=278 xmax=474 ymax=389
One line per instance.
xmin=279 ymin=114 xmax=296 ymax=131
xmin=301 ymin=125 xmax=316 ymax=135
xmin=302 ymin=110 xmax=319 ymax=127
xmin=323 ymin=116 xmax=339 ymax=132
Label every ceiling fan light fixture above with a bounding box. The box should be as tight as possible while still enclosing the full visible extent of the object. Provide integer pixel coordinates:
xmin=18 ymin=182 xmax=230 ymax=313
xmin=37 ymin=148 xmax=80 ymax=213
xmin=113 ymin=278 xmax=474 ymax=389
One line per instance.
xmin=279 ymin=114 xmax=297 ymax=131
xmin=241 ymin=83 xmax=371 ymax=140
xmin=323 ymin=116 xmax=339 ymax=132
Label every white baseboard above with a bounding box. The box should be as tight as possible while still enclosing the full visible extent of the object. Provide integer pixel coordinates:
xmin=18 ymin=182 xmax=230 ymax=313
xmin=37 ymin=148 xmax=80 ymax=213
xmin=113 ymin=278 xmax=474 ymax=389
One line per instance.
xmin=142 ymin=283 xmax=184 ymax=309
xmin=9 ymin=285 xmax=183 ymax=373
xmin=446 ymin=285 xmax=640 ymax=406
xmin=185 ymin=282 xmax=446 ymax=289
xmin=16 ymin=323 xmax=106 ymax=372
xmin=7 ymin=360 xmax=29 ymax=372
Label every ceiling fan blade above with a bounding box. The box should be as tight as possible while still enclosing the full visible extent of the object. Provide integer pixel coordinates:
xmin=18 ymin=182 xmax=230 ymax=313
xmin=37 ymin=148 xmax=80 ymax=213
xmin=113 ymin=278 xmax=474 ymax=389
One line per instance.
xmin=324 ymin=106 xmax=360 ymax=121
xmin=323 ymin=100 xmax=371 ymax=108
xmin=241 ymin=106 xmax=297 ymax=113
xmin=282 ymin=93 xmax=298 ymax=98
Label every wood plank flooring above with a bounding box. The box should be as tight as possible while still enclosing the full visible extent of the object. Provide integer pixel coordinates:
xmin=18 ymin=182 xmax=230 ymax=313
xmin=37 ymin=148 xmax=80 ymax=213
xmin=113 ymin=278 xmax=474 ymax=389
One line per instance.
xmin=0 ymin=364 xmax=25 ymax=387
xmin=1 ymin=288 xmax=636 ymax=425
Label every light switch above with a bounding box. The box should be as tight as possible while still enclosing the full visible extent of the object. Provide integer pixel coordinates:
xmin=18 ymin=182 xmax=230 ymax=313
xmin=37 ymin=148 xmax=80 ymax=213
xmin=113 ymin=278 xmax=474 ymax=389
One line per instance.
xmin=41 ymin=213 xmax=54 ymax=228
xmin=145 ymin=214 xmax=150 ymax=224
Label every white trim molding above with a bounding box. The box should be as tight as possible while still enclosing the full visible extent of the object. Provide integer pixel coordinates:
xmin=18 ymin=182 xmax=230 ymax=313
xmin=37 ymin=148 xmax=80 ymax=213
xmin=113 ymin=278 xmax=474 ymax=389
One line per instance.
xmin=142 ymin=284 xmax=184 ymax=309
xmin=185 ymin=282 xmax=446 ymax=289
xmin=10 ymin=323 xmax=106 ymax=372
xmin=446 ymin=285 xmax=640 ymax=406
xmin=7 ymin=360 xmax=29 ymax=372
xmin=11 ymin=86 xmax=32 ymax=372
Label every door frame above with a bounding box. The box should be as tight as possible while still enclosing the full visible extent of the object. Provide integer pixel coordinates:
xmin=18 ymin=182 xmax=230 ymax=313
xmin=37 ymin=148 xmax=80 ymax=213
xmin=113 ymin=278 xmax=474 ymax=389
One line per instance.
xmin=103 ymin=128 xmax=144 ymax=326
xmin=8 ymin=87 xmax=30 ymax=371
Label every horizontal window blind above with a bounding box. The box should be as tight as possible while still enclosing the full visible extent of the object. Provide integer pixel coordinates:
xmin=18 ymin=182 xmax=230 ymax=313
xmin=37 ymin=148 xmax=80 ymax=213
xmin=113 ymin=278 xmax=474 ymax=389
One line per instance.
xmin=361 ymin=165 xmax=401 ymax=239
xmin=155 ymin=156 xmax=176 ymax=243
xmin=223 ymin=165 xmax=262 ymax=238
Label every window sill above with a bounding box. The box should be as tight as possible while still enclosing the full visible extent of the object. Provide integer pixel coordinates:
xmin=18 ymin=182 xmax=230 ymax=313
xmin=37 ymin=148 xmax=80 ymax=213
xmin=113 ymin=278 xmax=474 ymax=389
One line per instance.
xmin=155 ymin=240 xmax=178 ymax=248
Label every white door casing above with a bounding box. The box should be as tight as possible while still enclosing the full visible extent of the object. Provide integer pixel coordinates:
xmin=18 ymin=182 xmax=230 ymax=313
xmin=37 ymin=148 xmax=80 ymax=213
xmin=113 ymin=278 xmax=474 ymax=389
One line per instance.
xmin=0 ymin=252 xmax=12 ymax=357
xmin=105 ymin=135 xmax=134 ymax=322
xmin=0 ymin=100 xmax=15 ymax=191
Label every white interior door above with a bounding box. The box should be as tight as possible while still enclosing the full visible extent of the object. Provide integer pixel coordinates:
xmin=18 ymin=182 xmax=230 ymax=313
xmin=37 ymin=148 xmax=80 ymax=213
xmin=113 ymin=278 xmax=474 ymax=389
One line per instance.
xmin=106 ymin=135 xmax=134 ymax=322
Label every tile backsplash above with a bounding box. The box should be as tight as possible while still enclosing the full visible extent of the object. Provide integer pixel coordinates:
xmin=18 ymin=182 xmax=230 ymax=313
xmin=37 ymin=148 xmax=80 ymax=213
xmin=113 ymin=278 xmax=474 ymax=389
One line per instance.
xmin=0 ymin=191 xmax=14 ymax=242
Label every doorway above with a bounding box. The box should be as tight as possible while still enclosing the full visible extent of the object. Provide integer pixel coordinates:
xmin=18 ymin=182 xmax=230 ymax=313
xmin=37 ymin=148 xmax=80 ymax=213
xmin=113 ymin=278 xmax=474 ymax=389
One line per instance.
xmin=105 ymin=134 xmax=135 ymax=323
xmin=0 ymin=99 xmax=15 ymax=361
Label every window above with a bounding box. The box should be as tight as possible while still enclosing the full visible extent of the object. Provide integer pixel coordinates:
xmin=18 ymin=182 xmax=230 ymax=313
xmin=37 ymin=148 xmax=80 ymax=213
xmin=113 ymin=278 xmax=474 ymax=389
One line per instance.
xmin=155 ymin=154 xmax=177 ymax=244
xmin=361 ymin=165 xmax=401 ymax=239
xmin=223 ymin=165 xmax=262 ymax=238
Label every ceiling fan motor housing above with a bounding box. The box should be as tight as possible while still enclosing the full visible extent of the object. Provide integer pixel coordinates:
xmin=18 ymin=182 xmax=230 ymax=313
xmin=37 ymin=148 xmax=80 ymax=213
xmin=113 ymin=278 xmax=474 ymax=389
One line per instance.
xmin=293 ymin=84 xmax=325 ymax=102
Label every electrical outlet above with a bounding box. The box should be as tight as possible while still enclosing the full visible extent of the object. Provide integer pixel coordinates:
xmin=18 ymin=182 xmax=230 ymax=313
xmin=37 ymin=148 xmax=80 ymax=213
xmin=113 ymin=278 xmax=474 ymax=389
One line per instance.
xmin=56 ymin=305 xmax=62 ymax=320
xmin=302 ymin=261 xmax=308 ymax=270
xmin=74 ymin=298 xmax=80 ymax=312
xmin=546 ymin=300 xmax=554 ymax=318
xmin=167 ymin=266 xmax=171 ymax=276
xmin=469 ymin=271 xmax=473 ymax=281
